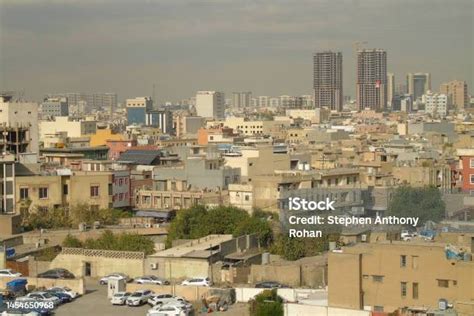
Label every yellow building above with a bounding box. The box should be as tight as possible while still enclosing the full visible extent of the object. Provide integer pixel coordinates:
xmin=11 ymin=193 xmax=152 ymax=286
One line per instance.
xmin=328 ymin=241 xmax=474 ymax=315
xmin=16 ymin=171 xmax=113 ymax=213
xmin=89 ymin=128 xmax=124 ymax=147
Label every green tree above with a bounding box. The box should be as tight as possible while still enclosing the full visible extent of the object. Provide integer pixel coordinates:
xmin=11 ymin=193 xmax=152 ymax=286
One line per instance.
xmin=165 ymin=205 xmax=275 ymax=248
xmin=62 ymin=234 xmax=83 ymax=248
xmin=387 ymin=186 xmax=445 ymax=225
xmin=82 ymin=230 xmax=155 ymax=255
xmin=249 ymin=289 xmax=283 ymax=316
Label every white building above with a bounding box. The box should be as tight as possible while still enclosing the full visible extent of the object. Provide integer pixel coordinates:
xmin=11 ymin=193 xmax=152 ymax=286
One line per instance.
xmin=258 ymin=96 xmax=269 ymax=107
xmin=422 ymin=91 xmax=448 ymax=117
xmin=39 ymin=116 xmax=97 ymax=139
xmin=0 ymin=95 xmax=39 ymax=157
xmin=195 ymin=91 xmax=225 ymax=119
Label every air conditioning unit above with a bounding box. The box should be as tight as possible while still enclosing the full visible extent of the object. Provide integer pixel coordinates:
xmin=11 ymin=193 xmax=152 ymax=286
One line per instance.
xmin=361 ymin=234 xmax=367 ymax=242
xmin=144 ymin=223 xmax=152 ymax=228
xmin=150 ymin=263 xmax=158 ymax=270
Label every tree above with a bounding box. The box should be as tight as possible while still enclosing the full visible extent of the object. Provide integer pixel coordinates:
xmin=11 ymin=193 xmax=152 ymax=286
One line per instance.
xmin=82 ymin=230 xmax=155 ymax=255
xmin=249 ymin=289 xmax=283 ymax=316
xmin=62 ymin=234 xmax=83 ymax=248
xmin=387 ymin=186 xmax=445 ymax=225
xmin=165 ymin=205 xmax=274 ymax=248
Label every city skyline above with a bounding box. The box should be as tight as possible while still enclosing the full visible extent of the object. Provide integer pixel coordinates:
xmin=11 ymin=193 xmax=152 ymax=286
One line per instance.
xmin=0 ymin=0 xmax=472 ymax=103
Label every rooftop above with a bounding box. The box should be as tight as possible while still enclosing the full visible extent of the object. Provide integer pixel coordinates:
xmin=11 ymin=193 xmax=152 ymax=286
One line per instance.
xmin=150 ymin=234 xmax=233 ymax=258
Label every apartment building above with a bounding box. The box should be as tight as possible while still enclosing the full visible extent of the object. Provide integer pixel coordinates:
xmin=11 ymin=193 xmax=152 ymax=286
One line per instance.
xmin=195 ymin=91 xmax=225 ymax=119
xmin=458 ymin=148 xmax=474 ymax=194
xmin=440 ymin=80 xmax=469 ymax=110
xmin=356 ymin=49 xmax=387 ymax=111
xmin=40 ymin=97 xmax=69 ymax=118
xmin=39 ymin=116 xmax=97 ymax=139
xmin=328 ymin=241 xmax=474 ymax=315
xmin=16 ymin=171 xmax=113 ymax=213
xmin=313 ymin=51 xmax=343 ymax=111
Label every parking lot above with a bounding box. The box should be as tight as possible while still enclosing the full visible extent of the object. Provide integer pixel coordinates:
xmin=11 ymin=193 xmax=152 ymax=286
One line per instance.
xmin=54 ymin=278 xmax=249 ymax=316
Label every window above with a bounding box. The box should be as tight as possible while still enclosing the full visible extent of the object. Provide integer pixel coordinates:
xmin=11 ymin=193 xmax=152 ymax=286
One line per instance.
xmin=374 ymin=306 xmax=384 ymax=312
xmin=372 ymin=275 xmax=384 ymax=283
xmin=244 ymin=195 xmax=250 ymax=201
xmin=470 ymin=158 xmax=474 ymax=168
xmin=400 ymin=255 xmax=407 ymax=267
xmin=412 ymin=256 xmax=418 ymax=269
xmin=413 ymin=283 xmax=419 ymax=299
xmin=63 ymin=184 xmax=68 ymax=195
xmin=470 ymin=174 xmax=474 ymax=184
xmin=19 ymin=187 xmax=29 ymax=200
xmin=437 ymin=279 xmax=449 ymax=288
xmin=401 ymin=282 xmax=407 ymax=298
xmin=90 ymin=185 xmax=99 ymax=197
xmin=39 ymin=187 xmax=48 ymax=199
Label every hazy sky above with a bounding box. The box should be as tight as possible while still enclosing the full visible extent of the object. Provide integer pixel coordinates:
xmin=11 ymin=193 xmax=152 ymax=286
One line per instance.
xmin=0 ymin=0 xmax=472 ymax=104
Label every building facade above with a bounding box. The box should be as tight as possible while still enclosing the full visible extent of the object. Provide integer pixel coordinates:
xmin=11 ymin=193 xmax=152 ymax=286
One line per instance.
xmin=40 ymin=97 xmax=69 ymax=117
xmin=232 ymin=92 xmax=252 ymax=108
xmin=195 ymin=91 xmax=225 ymax=119
xmin=440 ymin=80 xmax=469 ymax=110
xmin=422 ymin=91 xmax=448 ymax=117
xmin=356 ymin=49 xmax=387 ymax=111
xmin=407 ymin=73 xmax=431 ymax=101
xmin=313 ymin=51 xmax=343 ymax=111
xmin=126 ymin=97 xmax=153 ymax=125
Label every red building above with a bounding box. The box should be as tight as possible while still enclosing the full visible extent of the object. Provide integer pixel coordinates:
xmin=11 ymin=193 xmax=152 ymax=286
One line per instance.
xmin=458 ymin=149 xmax=474 ymax=193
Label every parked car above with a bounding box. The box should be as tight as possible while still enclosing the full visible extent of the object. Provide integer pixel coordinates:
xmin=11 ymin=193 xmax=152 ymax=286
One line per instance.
xmin=16 ymin=291 xmax=61 ymax=306
xmin=99 ymin=273 xmax=131 ymax=285
xmin=110 ymin=291 xmax=131 ymax=305
xmin=47 ymin=287 xmax=78 ymax=299
xmin=44 ymin=290 xmax=72 ymax=304
xmin=134 ymin=275 xmax=170 ymax=285
xmin=0 ymin=269 xmax=22 ymax=278
xmin=126 ymin=290 xmax=154 ymax=306
xmin=180 ymin=277 xmax=211 ymax=287
xmin=147 ymin=303 xmax=191 ymax=316
xmin=255 ymin=281 xmax=289 ymax=289
xmin=37 ymin=269 xmax=75 ymax=279
xmin=148 ymin=294 xmax=186 ymax=306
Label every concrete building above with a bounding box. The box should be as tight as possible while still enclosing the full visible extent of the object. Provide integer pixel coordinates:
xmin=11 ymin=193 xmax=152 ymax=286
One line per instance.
xmin=16 ymin=171 xmax=113 ymax=213
xmin=153 ymin=155 xmax=240 ymax=190
xmin=313 ymin=51 xmax=343 ymax=111
xmin=458 ymin=148 xmax=474 ymax=194
xmin=0 ymin=154 xmax=16 ymax=214
xmin=46 ymin=92 xmax=117 ymax=114
xmin=387 ymin=73 xmax=395 ymax=109
xmin=0 ymin=95 xmax=39 ymax=157
xmin=356 ymin=49 xmax=387 ymax=111
xmin=423 ymin=91 xmax=448 ymax=117
xmin=328 ymin=241 xmax=474 ymax=315
xmin=40 ymin=97 xmax=69 ymax=118
xmin=224 ymin=146 xmax=290 ymax=183
xmin=195 ymin=91 xmax=225 ymax=119
xmin=258 ymin=96 xmax=269 ymax=108
xmin=39 ymin=116 xmax=97 ymax=139
xmin=407 ymin=73 xmax=431 ymax=101
xmin=175 ymin=116 xmax=205 ymax=139
xmin=126 ymin=97 xmax=153 ymax=125
xmin=232 ymin=92 xmax=252 ymax=108
xmin=147 ymin=234 xmax=260 ymax=281
xmin=440 ymin=80 xmax=469 ymax=110
xmin=145 ymin=109 xmax=173 ymax=134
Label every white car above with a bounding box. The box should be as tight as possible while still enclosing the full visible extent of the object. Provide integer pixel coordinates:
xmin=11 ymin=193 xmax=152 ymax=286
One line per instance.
xmin=48 ymin=286 xmax=79 ymax=299
xmin=99 ymin=273 xmax=131 ymax=285
xmin=110 ymin=291 xmax=131 ymax=305
xmin=147 ymin=303 xmax=190 ymax=316
xmin=148 ymin=294 xmax=187 ymax=306
xmin=134 ymin=275 xmax=170 ymax=285
xmin=126 ymin=289 xmax=154 ymax=306
xmin=181 ymin=277 xmax=211 ymax=287
xmin=0 ymin=269 xmax=22 ymax=278
xmin=17 ymin=291 xmax=61 ymax=306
